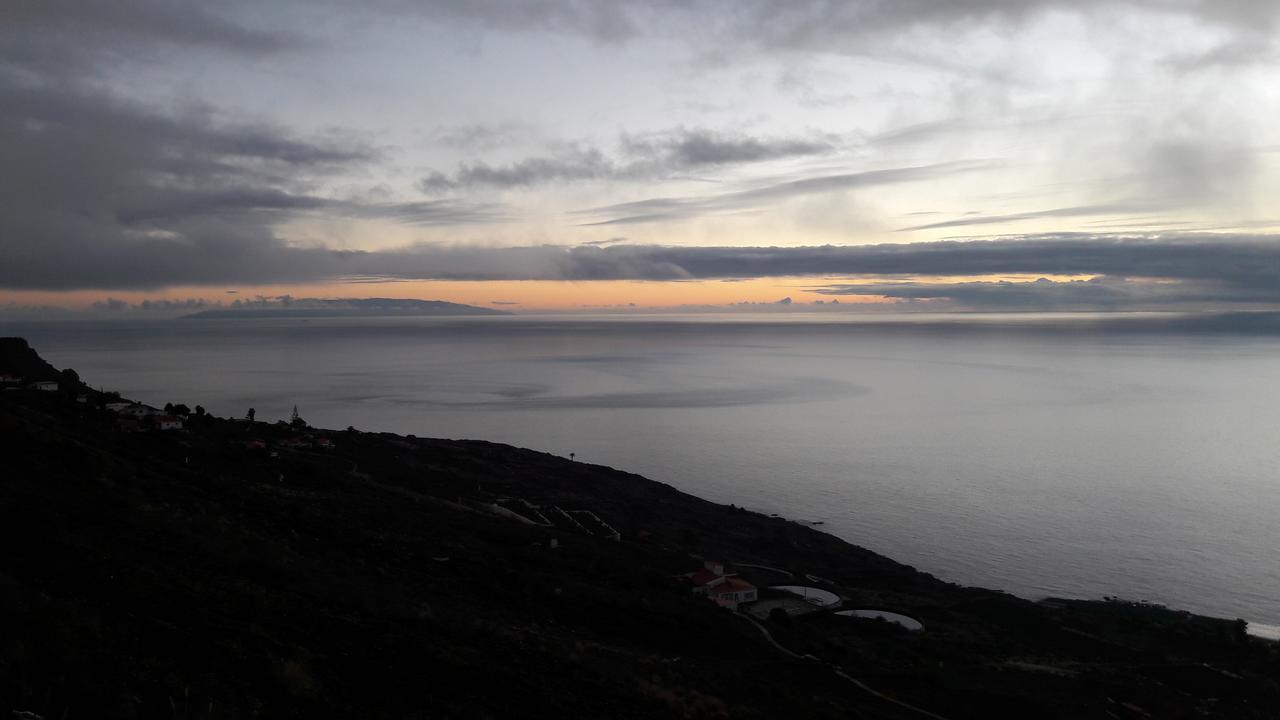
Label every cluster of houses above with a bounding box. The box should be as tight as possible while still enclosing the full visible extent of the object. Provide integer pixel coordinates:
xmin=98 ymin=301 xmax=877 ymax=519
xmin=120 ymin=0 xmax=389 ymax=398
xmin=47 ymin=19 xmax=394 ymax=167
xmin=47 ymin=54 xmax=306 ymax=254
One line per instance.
xmin=105 ymin=401 xmax=185 ymax=432
xmin=242 ymin=434 xmax=335 ymax=454
xmin=2 ymin=368 xmax=188 ymax=433
xmin=0 ymin=374 xmax=58 ymax=392
xmin=272 ymin=435 xmax=334 ymax=450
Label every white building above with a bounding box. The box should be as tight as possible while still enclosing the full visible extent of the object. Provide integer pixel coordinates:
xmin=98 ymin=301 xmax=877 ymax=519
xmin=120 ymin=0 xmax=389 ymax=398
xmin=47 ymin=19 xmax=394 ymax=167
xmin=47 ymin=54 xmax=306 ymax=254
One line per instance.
xmin=119 ymin=404 xmax=160 ymax=418
xmin=29 ymin=381 xmax=58 ymax=392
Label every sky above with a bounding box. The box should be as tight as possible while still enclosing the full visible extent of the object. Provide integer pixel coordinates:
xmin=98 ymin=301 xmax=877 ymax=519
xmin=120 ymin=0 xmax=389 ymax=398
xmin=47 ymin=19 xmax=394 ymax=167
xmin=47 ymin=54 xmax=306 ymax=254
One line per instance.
xmin=3 ymin=0 xmax=1280 ymax=314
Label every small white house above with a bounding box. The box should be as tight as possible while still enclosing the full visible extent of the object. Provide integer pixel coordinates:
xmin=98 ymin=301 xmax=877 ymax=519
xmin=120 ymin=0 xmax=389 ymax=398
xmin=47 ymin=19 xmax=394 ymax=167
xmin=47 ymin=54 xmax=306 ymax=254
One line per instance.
xmin=29 ymin=380 xmax=58 ymax=392
xmin=0 ymin=374 xmax=21 ymax=385
xmin=119 ymin=404 xmax=160 ymax=418
xmin=105 ymin=401 xmax=134 ymax=412
xmin=156 ymin=415 xmax=184 ymax=431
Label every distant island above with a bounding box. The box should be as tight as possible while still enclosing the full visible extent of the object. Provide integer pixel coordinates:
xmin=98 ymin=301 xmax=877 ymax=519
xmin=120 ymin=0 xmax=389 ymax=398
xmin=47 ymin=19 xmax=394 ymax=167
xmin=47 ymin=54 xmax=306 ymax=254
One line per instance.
xmin=183 ymin=297 xmax=511 ymax=319
xmin=2 ymin=336 xmax=1278 ymax=719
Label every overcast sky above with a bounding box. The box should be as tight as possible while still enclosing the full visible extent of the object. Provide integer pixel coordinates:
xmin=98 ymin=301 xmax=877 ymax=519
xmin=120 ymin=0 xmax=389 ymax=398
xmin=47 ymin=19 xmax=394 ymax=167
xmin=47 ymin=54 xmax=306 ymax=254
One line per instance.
xmin=3 ymin=1 xmax=1280 ymax=312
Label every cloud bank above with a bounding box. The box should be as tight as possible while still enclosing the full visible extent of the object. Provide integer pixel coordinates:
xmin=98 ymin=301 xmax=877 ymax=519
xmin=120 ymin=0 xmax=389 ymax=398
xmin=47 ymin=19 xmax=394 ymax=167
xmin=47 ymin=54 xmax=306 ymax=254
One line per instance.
xmin=6 ymin=232 xmax=1279 ymax=309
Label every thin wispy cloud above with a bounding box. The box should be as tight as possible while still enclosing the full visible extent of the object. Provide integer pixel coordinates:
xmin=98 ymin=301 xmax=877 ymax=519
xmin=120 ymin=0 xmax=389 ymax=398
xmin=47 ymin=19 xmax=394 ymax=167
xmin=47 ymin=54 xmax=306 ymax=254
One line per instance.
xmin=897 ymin=203 xmax=1165 ymax=232
xmin=576 ymin=160 xmax=1001 ymax=225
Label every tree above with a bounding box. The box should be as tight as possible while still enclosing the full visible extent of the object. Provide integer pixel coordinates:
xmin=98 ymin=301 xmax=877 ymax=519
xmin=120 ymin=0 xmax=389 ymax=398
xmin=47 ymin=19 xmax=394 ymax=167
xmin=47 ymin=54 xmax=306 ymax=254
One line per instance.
xmin=195 ymin=405 xmax=206 ymax=418
xmin=246 ymin=408 xmax=256 ymax=423
xmin=290 ymin=405 xmax=307 ymax=429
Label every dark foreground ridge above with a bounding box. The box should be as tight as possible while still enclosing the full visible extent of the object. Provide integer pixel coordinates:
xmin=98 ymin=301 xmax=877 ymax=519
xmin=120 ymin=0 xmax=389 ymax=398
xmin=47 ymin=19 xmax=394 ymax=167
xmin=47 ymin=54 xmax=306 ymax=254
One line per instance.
xmin=2 ymin=337 xmax=1277 ymax=719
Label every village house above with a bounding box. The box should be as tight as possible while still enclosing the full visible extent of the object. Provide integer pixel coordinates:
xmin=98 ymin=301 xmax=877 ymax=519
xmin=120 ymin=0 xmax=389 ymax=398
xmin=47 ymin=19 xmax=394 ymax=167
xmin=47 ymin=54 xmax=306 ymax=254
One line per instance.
xmin=28 ymin=380 xmax=58 ymax=392
xmin=0 ymin=374 xmax=21 ymax=386
xmin=689 ymin=561 xmax=758 ymax=610
xmin=155 ymin=415 xmax=184 ymax=431
xmin=105 ymin=401 xmax=134 ymax=412
xmin=119 ymin=404 xmax=160 ymax=418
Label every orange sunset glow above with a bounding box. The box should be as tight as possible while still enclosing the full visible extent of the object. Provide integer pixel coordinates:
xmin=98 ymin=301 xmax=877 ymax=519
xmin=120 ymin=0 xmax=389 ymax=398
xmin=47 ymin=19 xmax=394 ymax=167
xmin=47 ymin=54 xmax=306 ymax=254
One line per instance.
xmin=2 ymin=275 xmax=1109 ymax=313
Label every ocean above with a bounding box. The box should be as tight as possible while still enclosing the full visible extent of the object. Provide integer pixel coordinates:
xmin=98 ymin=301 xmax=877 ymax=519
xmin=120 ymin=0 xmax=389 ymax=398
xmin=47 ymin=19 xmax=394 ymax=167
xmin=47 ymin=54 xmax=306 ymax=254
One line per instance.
xmin=8 ymin=312 xmax=1280 ymax=631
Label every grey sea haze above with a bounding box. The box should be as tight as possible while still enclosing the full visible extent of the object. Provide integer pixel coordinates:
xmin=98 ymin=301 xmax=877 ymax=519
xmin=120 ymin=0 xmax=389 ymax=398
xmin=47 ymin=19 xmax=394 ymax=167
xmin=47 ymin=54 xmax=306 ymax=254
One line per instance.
xmin=8 ymin=312 xmax=1280 ymax=633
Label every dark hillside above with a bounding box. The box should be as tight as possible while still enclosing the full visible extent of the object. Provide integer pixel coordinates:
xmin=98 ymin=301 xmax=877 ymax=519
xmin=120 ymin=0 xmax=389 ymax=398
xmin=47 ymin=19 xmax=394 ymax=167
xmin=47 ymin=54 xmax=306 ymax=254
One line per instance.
xmin=1 ymin=339 xmax=1278 ymax=719
xmin=0 ymin=337 xmax=59 ymax=381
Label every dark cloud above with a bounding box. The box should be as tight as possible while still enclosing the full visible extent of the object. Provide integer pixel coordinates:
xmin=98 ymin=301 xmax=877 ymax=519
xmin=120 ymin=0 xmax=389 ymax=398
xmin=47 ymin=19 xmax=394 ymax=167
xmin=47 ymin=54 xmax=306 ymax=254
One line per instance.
xmin=10 ymin=229 xmax=1280 ymax=315
xmin=89 ymin=298 xmax=217 ymax=314
xmin=1 ymin=0 xmax=510 ymax=296
xmin=1 ymin=1 xmax=304 ymax=79
xmin=0 ymin=77 xmax=503 ymax=291
xmin=539 ymin=235 xmax=1276 ymax=288
xmin=808 ymin=275 xmax=1280 ymax=310
xmin=621 ymin=128 xmax=836 ymax=166
xmin=91 ymin=298 xmax=129 ymax=312
xmin=357 ymin=1 xmax=1280 ymax=69
xmin=419 ymin=128 xmax=839 ymax=192
xmin=11 ymin=2 xmax=1276 ymax=90
xmin=421 ymin=147 xmax=614 ymax=191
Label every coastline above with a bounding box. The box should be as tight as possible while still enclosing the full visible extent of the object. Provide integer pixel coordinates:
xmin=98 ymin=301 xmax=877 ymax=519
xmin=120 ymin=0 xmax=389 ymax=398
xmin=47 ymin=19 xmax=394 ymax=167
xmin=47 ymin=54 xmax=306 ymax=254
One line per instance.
xmin=6 ymin=318 xmax=1278 ymax=631
xmin=4 ymin=336 xmax=1280 ymax=717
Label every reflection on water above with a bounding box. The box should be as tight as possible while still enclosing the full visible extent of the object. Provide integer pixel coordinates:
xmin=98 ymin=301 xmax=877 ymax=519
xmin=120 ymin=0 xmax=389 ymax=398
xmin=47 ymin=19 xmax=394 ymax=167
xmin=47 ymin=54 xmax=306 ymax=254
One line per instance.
xmin=8 ymin=313 xmax=1280 ymax=625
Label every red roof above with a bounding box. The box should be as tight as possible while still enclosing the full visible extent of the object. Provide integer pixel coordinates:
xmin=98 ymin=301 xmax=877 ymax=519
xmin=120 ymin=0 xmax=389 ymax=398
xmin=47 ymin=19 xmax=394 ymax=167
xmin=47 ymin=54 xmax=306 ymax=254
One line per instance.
xmin=713 ymin=577 xmax=756 ymax=595
xmin=690 ymin=568 xmax=723 ymax=587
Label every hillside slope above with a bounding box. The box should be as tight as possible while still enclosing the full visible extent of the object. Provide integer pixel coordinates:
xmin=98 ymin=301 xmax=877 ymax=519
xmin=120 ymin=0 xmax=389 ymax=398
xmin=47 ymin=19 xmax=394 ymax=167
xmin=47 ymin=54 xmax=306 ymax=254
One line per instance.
xmin=1 ymin=339 xmax=1278 ymax=719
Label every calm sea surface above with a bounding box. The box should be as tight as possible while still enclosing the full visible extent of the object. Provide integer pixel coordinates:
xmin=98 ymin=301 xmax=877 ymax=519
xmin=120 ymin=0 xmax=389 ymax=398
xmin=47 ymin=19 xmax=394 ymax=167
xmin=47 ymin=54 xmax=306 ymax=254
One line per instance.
xmin=8 ymin=313 xmax=1280 ymax=629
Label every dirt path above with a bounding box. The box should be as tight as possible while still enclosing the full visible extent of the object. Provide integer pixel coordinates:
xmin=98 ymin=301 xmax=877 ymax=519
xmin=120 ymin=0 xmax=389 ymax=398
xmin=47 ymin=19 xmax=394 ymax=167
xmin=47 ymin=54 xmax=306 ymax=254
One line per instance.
xmin=735 ymin=612 xmax=952 ymax=720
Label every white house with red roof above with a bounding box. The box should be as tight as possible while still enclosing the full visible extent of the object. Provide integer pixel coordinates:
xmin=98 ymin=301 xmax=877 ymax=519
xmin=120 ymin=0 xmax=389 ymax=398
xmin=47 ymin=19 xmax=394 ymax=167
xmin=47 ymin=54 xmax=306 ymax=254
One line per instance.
xmin=689 ymin=560 xmax=758 ymax=609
